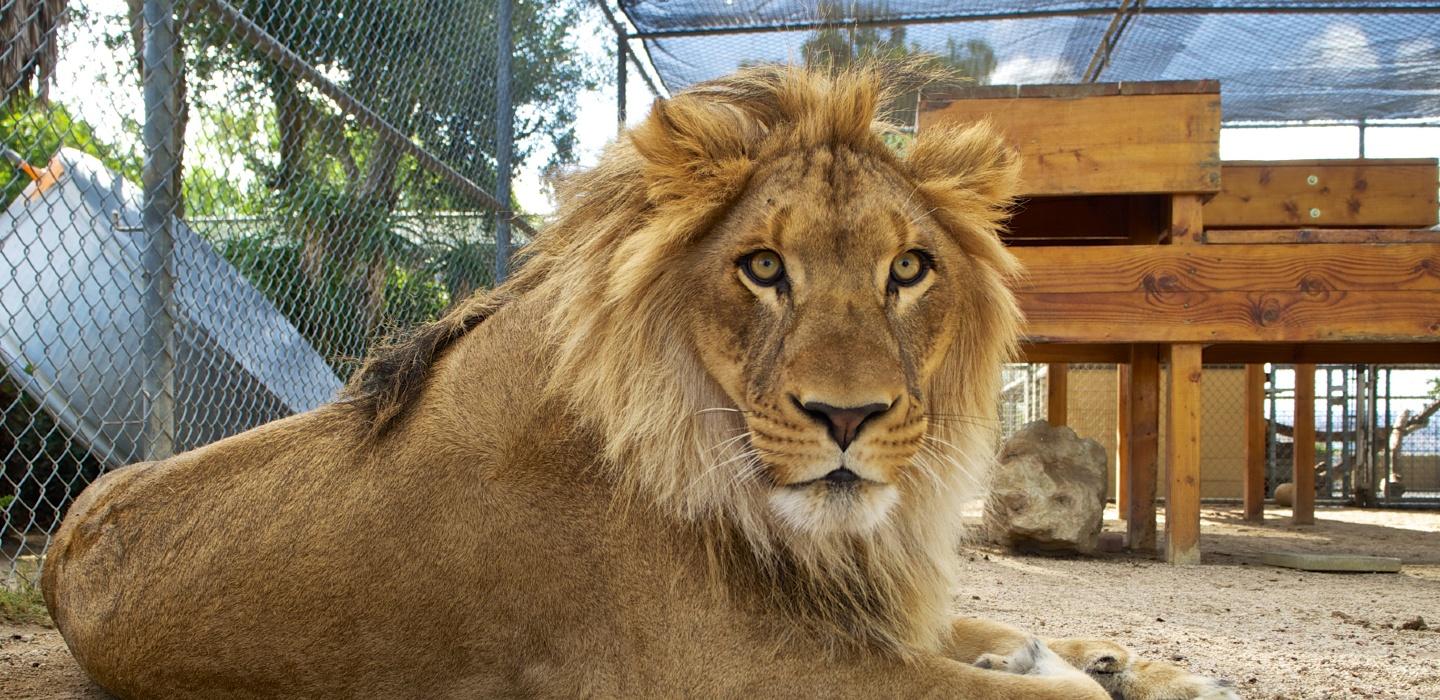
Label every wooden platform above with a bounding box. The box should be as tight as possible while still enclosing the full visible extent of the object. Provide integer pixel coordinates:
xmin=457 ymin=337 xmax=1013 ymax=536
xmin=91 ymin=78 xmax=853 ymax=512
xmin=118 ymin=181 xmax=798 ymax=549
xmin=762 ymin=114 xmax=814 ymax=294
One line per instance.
xmin=920 ymin=80 xmax=1440 ymax=564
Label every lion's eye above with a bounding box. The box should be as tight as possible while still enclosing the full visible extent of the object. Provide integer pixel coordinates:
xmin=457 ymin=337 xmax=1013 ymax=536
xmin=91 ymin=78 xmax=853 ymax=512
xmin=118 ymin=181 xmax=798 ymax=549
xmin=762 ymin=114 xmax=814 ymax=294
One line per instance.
xmin=742 ymin=250 xmax=785 ymax=286
xmin=890 ymin=250 xmax=929 ymax=287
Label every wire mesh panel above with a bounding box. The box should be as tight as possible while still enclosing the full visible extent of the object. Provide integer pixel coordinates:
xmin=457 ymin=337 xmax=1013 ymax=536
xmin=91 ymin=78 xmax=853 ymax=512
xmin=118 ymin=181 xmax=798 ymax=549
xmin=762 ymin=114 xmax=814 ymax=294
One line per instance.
xmin=1 ymin=0 xmax=598 ymax=585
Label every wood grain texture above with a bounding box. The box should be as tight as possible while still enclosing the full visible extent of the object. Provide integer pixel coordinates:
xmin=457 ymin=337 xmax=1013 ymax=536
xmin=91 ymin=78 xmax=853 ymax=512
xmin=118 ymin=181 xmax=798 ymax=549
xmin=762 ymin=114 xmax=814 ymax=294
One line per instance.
xmin=1169 ymin=194 xmax=1206 ymax=245
xmin=1013 ymin=243 xmax=1440 ymax=344
xmin=1022 ymin=342 xmax=1440 ymax=364
xmin=1206 ymin=160 xmax=1439 ymax=229
xmin=1166 ymin=344 xmax=1203 ymax=565
xmin=1126 ymin=345 xmax=1160 ymax=553
xmin=1292 ymin=364 xmax=1317 ymax=525
xmin=1047 ymin=363 xmax=1069 ymax=427
xmin=1117 ymin=364 xmax=1131 ymax=514
xmin=919 ymin=91 xmax=1220 ymax=197
xmin=1020 ymin=290 xmax=1440 ymax=343
xmin=1204 ymin=229 xmax=1440 ymax=245
xmin=1013 ymin=244 xmax=1440 ymax=294
xmin=1244 ymin=364 xmax=1267 ymax=523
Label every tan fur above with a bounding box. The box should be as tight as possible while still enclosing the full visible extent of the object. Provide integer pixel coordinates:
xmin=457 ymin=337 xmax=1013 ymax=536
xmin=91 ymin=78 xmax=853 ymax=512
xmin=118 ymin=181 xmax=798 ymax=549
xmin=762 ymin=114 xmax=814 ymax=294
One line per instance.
xmin=43 ymin=65 xmax=1220 ymax=699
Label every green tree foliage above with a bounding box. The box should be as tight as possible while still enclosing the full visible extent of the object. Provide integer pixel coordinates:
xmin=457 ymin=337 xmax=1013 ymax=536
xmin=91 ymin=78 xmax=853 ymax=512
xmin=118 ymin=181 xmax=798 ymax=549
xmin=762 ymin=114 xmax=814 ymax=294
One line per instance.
xmin=0 ymin=97 xmax=140 ymax=204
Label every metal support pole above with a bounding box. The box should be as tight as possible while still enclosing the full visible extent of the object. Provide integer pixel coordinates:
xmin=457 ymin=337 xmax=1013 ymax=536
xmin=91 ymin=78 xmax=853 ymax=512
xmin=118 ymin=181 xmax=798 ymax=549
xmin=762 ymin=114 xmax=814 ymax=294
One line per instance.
xmin=616 ymin=32 xmax=628 ymax=134
xmin=140 ymin=0 xmax=177 ymax=460
xmin=492 ymin=0 xmax=514 ymax=283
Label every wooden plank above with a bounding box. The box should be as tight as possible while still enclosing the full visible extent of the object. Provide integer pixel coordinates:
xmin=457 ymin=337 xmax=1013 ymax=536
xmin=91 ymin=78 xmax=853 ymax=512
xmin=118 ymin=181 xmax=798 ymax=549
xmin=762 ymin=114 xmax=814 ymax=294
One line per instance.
xmin=1047 ymin=363 xmax=1069 ymax=426
xmin=1204 ymin=229 xmax=1439 ymax=245
xmin=1126 ymin=344 xmax=1160 ymax=553
xmin=1292 ymin=364 xmax=1317 ymax=526
xmin=924 ymin=80 xmax=1220 ymax=102
xmin=1026 ymin=342 xmax=1440 ymax=364
xmin=1166 ymin=344 xmax=1203 ymax=565
xmin=919 ymin=91 xmax=1220 ymax=197
xmin=1117 ymin=363 xmax=1131 ymax=515
xmin=1020 ymin=289 xmax=1440 ymax=344
xmin=1244 ymin=364 xmax=1267 ymax=522
xmin=1203 ymin=343 xmax=1440 ymax=364
xmin=1012 ymin=244 xmax=1440 ymax=294
xmin=1206 ymin=160 xmax=1438 ymax=229
xmin=1020 ymin=344 xmax=1130 ymax=364
xmin=1169 ymin=194 xmax=1206 ymax=245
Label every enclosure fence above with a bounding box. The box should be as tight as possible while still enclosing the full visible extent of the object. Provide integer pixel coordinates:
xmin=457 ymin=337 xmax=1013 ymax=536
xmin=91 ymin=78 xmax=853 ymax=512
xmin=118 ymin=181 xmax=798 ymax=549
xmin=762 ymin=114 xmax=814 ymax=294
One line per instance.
xmin=0 ymin=0 xmax=609 ymax=585
xmin=5 ymin=2 xmax=1440 ymax=589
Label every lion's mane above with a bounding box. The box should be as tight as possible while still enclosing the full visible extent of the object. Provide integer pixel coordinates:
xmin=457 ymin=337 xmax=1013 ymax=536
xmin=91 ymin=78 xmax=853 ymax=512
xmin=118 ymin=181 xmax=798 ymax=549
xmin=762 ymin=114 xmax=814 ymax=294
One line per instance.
xmin=344 ymin=64 xmax=1022 ymax=656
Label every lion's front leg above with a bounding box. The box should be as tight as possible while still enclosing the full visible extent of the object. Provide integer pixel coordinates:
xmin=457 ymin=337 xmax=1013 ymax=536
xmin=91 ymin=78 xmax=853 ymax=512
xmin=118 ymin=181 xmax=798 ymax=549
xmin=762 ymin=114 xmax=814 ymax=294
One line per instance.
xmin=944 ymin=617 xmax=1241 ymax=700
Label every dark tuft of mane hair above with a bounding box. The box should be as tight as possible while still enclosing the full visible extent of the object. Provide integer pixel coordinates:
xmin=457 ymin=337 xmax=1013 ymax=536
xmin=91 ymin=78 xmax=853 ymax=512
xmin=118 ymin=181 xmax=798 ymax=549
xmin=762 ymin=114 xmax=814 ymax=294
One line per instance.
xmin=340 ymin=287 xmax=514 ymax=436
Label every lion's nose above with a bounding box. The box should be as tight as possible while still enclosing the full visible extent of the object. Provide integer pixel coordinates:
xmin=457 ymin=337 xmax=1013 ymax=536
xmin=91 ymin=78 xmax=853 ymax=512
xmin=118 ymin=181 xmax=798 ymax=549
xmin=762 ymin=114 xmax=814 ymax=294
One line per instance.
xmin=795 ymin=399 xmax=892 ymax=450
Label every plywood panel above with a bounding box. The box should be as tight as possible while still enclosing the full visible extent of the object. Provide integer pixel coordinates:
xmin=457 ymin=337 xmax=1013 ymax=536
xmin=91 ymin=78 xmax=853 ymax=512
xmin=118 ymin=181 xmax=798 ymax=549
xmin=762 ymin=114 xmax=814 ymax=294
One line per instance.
xmin=1207 ymin=160 xmax=1438 ymax=229
xmin=919 ymin=89 xmax=1220 ymax=197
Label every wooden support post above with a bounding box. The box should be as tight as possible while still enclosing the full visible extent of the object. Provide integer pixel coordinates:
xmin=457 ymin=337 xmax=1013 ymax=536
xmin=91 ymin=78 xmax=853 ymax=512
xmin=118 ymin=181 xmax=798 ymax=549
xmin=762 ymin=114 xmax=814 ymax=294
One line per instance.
xmin=1165 ymin=344 xmax=1203 ymax=565
xmin=1168 ymin=193 xmax=1206 ymax=244
xmin=1125 ymin=345 xmax=1160 ymax=552
xmin=1243 ymin=364 xmax=1267 ymax=522
xmin=1047 ymin=363 xmax=1069 ymax=426
xmin=1292 ymin=364 xmax=1317 ymax=525
xmin=1116 ymin=364 xmax=1131 ymax=514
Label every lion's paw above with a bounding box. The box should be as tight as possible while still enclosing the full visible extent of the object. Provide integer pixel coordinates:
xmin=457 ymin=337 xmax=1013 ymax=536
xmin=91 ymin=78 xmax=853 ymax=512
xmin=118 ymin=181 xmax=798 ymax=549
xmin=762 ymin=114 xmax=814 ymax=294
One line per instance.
xmin=1114 ymin=659 xmax=1241 ymax=700
xmin=974 ymin=638 xmax=1089 ymax=680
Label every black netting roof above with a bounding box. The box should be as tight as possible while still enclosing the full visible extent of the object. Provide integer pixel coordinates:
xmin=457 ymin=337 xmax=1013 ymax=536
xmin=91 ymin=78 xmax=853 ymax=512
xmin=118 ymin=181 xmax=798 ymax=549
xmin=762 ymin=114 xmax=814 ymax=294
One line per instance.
xmin=617 ymin=1 xmax=1440 ymax=122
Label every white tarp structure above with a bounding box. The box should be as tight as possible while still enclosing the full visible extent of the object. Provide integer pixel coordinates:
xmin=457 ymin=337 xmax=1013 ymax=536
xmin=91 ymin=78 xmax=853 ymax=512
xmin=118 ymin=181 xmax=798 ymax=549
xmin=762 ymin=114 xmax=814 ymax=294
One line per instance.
xmin=0 ymin=148 xmax=341 ymax=467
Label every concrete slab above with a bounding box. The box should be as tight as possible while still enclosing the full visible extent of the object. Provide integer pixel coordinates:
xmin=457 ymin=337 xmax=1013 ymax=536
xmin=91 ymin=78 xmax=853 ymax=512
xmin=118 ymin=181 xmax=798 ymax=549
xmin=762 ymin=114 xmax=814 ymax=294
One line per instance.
xmin=1261 ymin=551 xmax=1402 ymax=573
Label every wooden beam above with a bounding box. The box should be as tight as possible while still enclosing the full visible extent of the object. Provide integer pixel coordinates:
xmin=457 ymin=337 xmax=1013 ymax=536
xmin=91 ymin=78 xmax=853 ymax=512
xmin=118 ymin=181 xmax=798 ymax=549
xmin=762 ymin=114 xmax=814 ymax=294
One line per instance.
xmin=918 ymin=88 xmax=1221 ymax=197
xmin=1023 ymin=342 xmax=1440 ymax=365
xmin=1013 ymin=244 xmax=1440 ymax=294
xmin=1169 ymin=194 xmax=1206 ymax=245
xmin=1165 ymin=344 xmax=1203 ymax=565
xmin=1117 ymin=363 xmax=1131 ymax=514
xmin=1126 ymin=344 xmax=1160 ymax=553
xmin=1021 ymin=290 xmax=1440 ymax=344
xmin=1243 ymin=364 xmax=1267 ymax=522
xmin=1047 ymin=363 xmax=1069 ymax=426
xmin=1292 ymin=363 xmax=1317 ymax=526
xmin=1206 ymin=160 xmax=1439 ymax=229
xmin=1020 ymin=344 xmax=1131 ymax=364
xmin=1204 ymin=229 xmax=1439 ymax=245
xmin=1202 ymin=343 xmax=1440 ymax=365
xmin=1012 ymin=243 xmax=1440 ymax=344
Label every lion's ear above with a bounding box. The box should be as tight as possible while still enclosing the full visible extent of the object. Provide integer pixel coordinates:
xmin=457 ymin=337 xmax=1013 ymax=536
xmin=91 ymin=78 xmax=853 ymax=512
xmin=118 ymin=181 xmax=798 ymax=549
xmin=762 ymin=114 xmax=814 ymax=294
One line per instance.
xmin=628 ymin=96 xmax=761 ymax=206
xmin=903 ymin=121 xmax=1020 ymax=274
xmin=904 ymin=121 xmax=1020 ymax=209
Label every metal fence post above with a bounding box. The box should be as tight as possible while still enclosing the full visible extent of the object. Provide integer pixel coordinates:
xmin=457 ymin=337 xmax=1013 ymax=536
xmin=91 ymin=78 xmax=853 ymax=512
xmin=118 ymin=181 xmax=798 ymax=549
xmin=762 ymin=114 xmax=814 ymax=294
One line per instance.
xmin=616 ymin=31 xmax=627 ymax=133
xmin=140 ymin=0 xmax=178 ymax=460
xmin=492 ymin=0 xmax=514 ymax=283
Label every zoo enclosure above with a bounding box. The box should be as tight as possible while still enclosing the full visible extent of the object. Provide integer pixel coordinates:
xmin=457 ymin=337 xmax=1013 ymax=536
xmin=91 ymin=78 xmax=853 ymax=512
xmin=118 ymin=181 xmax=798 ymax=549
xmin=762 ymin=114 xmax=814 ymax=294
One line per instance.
xmin=1 ymin=0 xmax=605 ymax=584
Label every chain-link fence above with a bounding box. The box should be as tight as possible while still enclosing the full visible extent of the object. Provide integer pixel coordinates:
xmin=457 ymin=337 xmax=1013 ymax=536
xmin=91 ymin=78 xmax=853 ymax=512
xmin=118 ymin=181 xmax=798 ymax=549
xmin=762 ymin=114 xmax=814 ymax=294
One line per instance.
xmin=2 ymin=0 xmax=602 ymax=585
xmin=1001 ymin=363 xmax=1440 ymax=508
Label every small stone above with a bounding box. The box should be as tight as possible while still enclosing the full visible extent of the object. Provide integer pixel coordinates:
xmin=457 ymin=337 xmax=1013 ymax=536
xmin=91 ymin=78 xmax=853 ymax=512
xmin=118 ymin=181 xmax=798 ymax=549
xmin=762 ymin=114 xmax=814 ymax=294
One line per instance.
xmin=1400 ymin=617 xmax=1428 ymax=631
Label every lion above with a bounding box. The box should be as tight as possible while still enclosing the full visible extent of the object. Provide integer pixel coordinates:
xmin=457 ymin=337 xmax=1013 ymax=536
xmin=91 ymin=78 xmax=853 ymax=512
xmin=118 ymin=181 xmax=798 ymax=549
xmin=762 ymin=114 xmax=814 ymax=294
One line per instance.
xmin=43 ymin=65 xmax=1237 ymax=698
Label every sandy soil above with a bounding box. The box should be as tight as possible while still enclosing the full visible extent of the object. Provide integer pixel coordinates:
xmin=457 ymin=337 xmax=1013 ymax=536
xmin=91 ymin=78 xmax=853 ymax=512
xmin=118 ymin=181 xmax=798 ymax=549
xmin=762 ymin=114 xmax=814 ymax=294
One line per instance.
xmin=3 ymin=506 xmax=1437 ymax=699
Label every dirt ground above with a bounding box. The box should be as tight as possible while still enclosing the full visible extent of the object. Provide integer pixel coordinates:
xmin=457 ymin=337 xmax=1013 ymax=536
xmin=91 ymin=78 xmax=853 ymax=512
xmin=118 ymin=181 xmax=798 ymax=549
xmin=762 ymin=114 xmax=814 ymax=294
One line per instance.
xmin=3 ymin=506 xmax=1438 ymax=699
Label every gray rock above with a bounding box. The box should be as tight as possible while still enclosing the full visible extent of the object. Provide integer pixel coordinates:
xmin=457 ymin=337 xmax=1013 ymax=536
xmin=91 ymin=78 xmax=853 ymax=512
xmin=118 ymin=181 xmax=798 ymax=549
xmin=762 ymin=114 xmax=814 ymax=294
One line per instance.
xmin=984 ymin=421 xmax=1108 ymax=554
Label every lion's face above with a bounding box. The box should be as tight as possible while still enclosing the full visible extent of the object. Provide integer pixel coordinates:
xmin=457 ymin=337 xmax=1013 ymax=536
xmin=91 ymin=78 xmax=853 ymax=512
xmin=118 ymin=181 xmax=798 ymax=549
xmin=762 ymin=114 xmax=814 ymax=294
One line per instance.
xmin=685 ymin=146 xmax=986 ymax=535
